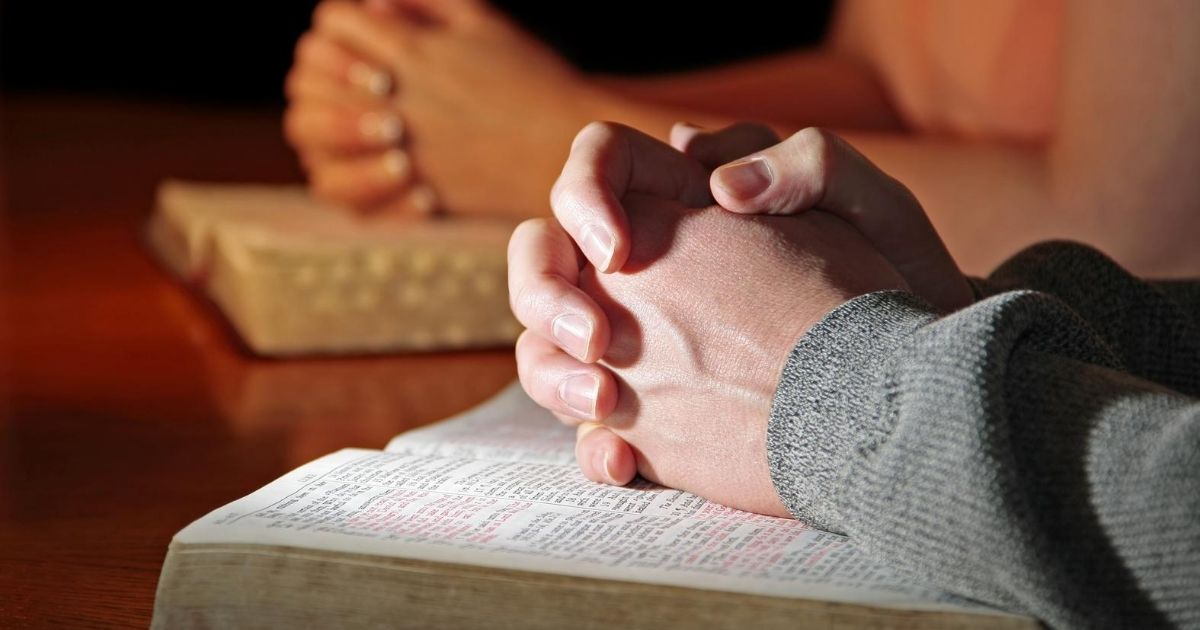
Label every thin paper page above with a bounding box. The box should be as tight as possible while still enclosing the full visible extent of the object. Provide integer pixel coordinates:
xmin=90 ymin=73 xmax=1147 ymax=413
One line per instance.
xmin=176 ymin=448 xmax=1005 ymax=615
xmin=385 ymin=382 xmax=576 ymax=465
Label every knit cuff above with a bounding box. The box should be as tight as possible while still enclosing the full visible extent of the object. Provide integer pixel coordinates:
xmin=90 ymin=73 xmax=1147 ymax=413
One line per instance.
xmin=766 ymin=290 xmax=939 ymax=532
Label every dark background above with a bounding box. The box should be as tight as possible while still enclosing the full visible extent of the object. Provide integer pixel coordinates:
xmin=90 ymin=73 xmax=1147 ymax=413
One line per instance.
xmin=0 ymin=1 xmax=834 ymax=105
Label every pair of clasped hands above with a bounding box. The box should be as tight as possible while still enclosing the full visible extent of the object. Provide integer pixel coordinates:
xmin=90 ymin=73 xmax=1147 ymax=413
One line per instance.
xmin=281 ymin=0 xmax=973 ymax=517
xmin=509 ymin=121 xmax=976 ymax=518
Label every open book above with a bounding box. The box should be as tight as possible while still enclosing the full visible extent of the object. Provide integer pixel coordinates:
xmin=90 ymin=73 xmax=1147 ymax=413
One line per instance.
xmin=147 ymin=181 xmax=522 ymax=356
xmin=153 ymin=384 xmax=1035 ymax=629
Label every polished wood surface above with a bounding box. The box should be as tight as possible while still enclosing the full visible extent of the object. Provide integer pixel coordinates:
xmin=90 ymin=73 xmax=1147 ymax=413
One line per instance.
xmin=0 ymin=98 xmax=518 ymax=627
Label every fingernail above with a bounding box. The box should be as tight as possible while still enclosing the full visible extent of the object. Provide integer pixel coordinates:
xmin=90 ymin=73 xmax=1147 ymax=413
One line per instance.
xmin=408 ymin=184 xmax=439 ymax=214
xmin=716 ymin=157 xmax=772 ymax=199
xmin=382 ymin=150 xmax=410 ymax=179
xmin=670 ymin=121 xmax=703 ymax=149
xmin=360 ymin=112 xmax=404 ymax=144
xmin=348 ymin=62 xmax=393 ymax=97
xmin=558 ymin=373 xmax=599 ymax=419
xmin=593 ymin=442 xmax=614 ymax=484
xmin=579 ymin=225 xmax=615 ymax=271
xmin=552 ymin=313 xmax=591 ymax=360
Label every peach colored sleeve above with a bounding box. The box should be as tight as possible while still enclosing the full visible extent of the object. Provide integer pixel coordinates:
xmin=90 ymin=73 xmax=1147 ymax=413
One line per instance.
xmin=834 ymin=0 xmax=1062 ymax=142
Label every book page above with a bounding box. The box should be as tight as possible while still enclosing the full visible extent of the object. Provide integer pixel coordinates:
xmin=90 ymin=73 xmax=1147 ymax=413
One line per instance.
xmin=175 ymin=447 xmax=1006 ymax=616
xmin=384 ymin=382 xmax=576 ymax=465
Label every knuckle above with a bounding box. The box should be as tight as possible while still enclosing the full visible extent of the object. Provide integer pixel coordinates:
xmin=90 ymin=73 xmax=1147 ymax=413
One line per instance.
xmin=507 ymin=274 xmax=536 ymax=323
xmin=506 ymin=222 xmax=544 ymax=308
xmin=308 ymin=166 xmax=350 ymax=204
xmin=295 ymin=151 xmax=316 ymax=174
xmin=312 ymin=1 xmax=342 ymax=27
xmin=790 ymin=126 xmax=831 ymax=154
xmin=293 ymin=33 xmax=317 ymax=62
xmin=309 ymin=174 xmax=336 ymax=202
xmin=571 ymin=120 xmax=622 ymax=153
xmin=549 ymin=176 xmax=588 ymax=218
xmin=282 ymin=72 xmax=302 ymax=100
xmin=281 ymin=108 xmax=302 ymax=144
xmin=514 ymin=329 xmax=535 ymax=365
xmin=547 ymin=177 xmax=568 ymax=211
xmin=549 ymin=175 xmax=593 ymax=221
xmin=789 ymin=127 xmax=836 ymax=183
xmin=507 ymin=219 xmax=541 ymax=262
xmin=514 ymin=336 xmax=539 ymax=394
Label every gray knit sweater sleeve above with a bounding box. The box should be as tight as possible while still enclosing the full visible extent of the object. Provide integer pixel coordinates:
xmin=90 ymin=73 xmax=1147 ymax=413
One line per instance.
xmin=766 ymin=241 xmax=1200 ymax=629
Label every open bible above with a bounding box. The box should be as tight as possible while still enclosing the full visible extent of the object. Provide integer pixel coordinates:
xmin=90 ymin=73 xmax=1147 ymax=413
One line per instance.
xmin=152 ymin=384 xmax=1036 ymax=629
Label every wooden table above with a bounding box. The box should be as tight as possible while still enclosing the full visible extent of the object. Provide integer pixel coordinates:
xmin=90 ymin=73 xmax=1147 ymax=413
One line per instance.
xmin=0 ymin=98 xmax=518 ymax=627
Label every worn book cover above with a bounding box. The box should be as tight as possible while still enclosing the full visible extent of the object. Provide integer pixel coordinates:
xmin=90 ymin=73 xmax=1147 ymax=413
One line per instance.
xmin=147 ymin=181 xmax=522 ymax=356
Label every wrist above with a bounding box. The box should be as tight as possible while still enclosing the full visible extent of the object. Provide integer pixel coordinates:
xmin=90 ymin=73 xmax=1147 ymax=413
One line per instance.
xmin=765 ymin=291 xmax=939 ymax=531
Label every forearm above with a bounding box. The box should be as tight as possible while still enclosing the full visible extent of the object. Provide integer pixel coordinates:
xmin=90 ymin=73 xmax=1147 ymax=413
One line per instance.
xmin=768 ymin=287 xmax=1200 ymax=628
xmin=839 ymin=132 xmax=1200 ymax=279
xmin=977 ymin=242 xmax=1200 ymax=394
xmin=589 ymin=50 xmax=902 ymax=132
xmin=767 ymin=245 xmax=1200 ymax=626
xmin=838 ymin=133 xmax=1053 ymax=275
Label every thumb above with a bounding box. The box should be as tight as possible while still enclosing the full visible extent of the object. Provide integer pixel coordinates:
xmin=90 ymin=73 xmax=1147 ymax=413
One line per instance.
xmin=669 ymin=121 xmax=780 ymax=170
xmin=710 ymin=127 xmax=861 ymax=217
xmin=712 ymin=128 xmax=973 ymax=312
xmin=575 ymin=422 xmax=638 ymax=486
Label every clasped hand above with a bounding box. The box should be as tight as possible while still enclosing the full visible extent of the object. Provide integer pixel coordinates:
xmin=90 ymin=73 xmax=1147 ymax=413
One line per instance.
xmin=508 ymin=121 xmax=972 ymax=517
